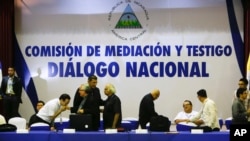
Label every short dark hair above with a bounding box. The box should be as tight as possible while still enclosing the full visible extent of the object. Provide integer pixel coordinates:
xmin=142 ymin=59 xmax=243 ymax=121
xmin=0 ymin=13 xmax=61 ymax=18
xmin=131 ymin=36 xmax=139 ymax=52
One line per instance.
xmin=59 ymin=93 xmax=71 ymax=100
xmin=197 ymin=89 xmax=207 ymax=97
xmin=184 ymin=100 xmax=192 ymax=106
xmin=239 ymin=78 xmax=248 ymax=85
xmin=236 ymin=87 xmax=247 ymax=98
xmin=37 ymin=100 xmax=45 ymax=105
xmin=88 ymin=75 xmax=97 ymax=81
xmin=8 ymin=66 xmax=15 ymax=71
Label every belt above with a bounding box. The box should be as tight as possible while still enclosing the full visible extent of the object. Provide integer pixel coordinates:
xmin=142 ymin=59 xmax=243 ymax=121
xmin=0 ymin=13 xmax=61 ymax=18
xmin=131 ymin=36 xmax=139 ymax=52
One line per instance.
xmin=5 ymin=93 xmax=15 ymax=96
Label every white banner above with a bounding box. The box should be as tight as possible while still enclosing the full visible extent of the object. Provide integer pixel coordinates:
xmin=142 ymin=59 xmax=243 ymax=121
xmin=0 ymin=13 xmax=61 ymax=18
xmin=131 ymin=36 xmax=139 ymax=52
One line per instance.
xmin=15 ymin=0 xmax=244 ymax=122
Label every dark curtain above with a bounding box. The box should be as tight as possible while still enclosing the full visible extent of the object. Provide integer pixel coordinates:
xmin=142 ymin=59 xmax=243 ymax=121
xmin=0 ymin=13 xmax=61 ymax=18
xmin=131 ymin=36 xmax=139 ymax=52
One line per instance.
xmin=0 ymin=0 xmax=14 ymax=114
xmin=0 ymin=0 xmax=14 ymax=115
xmin=0 ymin=0 xmax=14 ymax=74
xmin=243 ymin=0 xmax=250 ymax=75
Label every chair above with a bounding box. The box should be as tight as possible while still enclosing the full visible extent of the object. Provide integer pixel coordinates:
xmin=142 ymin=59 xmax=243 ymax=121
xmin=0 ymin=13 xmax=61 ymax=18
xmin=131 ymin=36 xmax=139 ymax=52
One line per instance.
xmin=123 ymin=117 xmax=139 ymax=130
xmin=8 ymin=117 xmax=27 ymax=130
xmin=54 ymin=117 xmax=70 ymax=130
xmin=218 ymin=118 xmax=223 ymax=129
xmin=99 ymin=118 xmax=104 ymax=130
xmin=225 ymin=117 xmax=232 ymax=130
xmin=146 ymin=122 xmax=150 ymax=130
xmin=30 ymin=122 xmax=50 ymax=131
xmin=176 ymin=122 xmax=196 ymax=131
xmin=121 ymin=120 xmax=132 ymax=131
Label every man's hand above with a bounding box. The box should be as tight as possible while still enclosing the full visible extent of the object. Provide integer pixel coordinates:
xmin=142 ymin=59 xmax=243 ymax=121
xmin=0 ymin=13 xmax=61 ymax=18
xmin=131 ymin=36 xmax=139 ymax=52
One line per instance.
xmin=193 ymin=119 xmax=204 ymax=126
xmin=77 ymin=109 xmax=84 ymax=114
xmin=60 ymin=106 xmax=70 ymax=112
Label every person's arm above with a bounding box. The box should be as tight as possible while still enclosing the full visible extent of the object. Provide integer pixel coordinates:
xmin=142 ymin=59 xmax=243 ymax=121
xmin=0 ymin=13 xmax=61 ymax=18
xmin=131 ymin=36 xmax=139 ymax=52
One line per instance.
xmin=16 ymin=77 xmax=22 ymax=96
xmin=146 ymin=99 xmax=158 ymax=117
xmin=188 ymin=109 xmax=202 ymax=124
xmin=112 ymin=96 xmax=122 ymax=128
xmin=232 ymin=100 xmax=249 ymax=119
xmin=50 ymin=105 xmax=69 ymax=121
xmin=0 ymin=78 xmax=6 ymax=99
xmin=174 ymin=112 xmax=188 ymax=124
xmin=112 ymin=113 xmax=120 ymax=129
xmin=175 ymin=119 xmax=189 ymax=124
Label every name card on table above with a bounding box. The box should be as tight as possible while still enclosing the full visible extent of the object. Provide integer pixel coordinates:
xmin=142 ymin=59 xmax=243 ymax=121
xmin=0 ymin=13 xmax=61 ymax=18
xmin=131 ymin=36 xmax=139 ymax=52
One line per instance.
xmin=105 ymin=129 xmax=118 ymax=134
xmin=63 ymin=128 xmax=75 ymax=133
xmin=16 ymin=129 xmax=29 ymax=133
xmin=191 ymin=129 xmax=203 ymax=134
xmin=135 ymin=129 xmax=148 ymax=134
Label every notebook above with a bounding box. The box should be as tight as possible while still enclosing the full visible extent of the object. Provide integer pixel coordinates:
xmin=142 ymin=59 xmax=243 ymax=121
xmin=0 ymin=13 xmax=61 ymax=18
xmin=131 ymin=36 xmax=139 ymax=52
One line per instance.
xmin=69 ymin=114 xmax=93 ymax=131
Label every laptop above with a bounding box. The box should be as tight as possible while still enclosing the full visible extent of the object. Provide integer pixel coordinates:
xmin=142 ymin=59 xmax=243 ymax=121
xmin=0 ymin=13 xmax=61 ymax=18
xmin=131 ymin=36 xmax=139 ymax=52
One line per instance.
xmin=69 ymin=114 xmax=93 ymax=131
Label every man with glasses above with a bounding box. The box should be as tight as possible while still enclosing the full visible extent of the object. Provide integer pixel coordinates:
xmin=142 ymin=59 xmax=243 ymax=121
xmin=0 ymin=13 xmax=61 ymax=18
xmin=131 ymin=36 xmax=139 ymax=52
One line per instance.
xmin=174 ymin=100 xmax=198 ymax=124
xmin=71 ymin=75 xmax=103 ymax=131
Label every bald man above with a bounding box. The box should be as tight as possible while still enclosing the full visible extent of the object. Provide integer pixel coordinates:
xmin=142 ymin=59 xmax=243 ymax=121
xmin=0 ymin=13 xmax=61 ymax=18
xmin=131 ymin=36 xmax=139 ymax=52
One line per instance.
xmin=139 ymin=89 xmax=160 ymax=129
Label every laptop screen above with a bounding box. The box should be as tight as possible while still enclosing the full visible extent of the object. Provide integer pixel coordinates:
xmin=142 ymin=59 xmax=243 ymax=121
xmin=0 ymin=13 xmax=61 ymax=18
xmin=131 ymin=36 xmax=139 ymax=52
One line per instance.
xmin=69 ymin=114 xmax=93 ymax=131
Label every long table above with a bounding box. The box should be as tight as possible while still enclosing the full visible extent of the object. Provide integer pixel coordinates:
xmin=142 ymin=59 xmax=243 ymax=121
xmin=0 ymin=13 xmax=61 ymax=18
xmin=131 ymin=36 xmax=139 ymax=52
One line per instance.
xmin=0 ymin=131 xmax=229 ymax=141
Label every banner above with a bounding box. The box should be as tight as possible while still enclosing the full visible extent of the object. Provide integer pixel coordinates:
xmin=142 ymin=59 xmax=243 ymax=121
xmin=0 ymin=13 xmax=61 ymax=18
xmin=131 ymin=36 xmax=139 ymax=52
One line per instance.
xmin=15 ymin=0 xmax=244 ymax=121
xmin=247 ymin=53 xmax=250 ymax=89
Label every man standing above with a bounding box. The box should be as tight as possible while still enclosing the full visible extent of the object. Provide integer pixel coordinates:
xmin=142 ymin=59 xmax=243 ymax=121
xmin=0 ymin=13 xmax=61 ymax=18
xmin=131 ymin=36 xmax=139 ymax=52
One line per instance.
xmin=232 ymin=88 xmax=250 ymax=124
xmin=103 ymin=83 xmax=122 ymax=129
xmin=0 ymin=66 xmax=22 ymax=121
xmin=72 ymin=75 xmax=103 ymax=130
xmin=188 ymin=89 xmax=220 ymax=131
xmin=233 ymin=78 xmax=250 ymax=121
xmin=138 ymin=89 xmax=160 ymax=129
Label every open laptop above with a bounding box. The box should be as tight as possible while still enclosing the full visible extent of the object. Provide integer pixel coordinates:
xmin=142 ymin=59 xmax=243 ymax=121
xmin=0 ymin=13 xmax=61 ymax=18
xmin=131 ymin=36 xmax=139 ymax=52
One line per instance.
xmin=69 ymin=114 xmax=93 ymax=131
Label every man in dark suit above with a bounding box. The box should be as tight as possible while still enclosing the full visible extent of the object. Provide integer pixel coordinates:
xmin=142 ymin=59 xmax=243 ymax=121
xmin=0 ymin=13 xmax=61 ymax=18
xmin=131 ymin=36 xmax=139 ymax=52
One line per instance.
xmin=71 ymin=75 xmax=103 ymax=131
xmin=0 ymin=66 xmax=22 ymax=121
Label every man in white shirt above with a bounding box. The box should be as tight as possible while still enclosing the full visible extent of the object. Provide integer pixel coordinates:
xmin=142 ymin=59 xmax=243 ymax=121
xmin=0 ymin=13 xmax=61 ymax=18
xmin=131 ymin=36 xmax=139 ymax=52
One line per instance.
xmin=174 ymin=100 xmax=198 ymax=125
xmin=187 ymin=89 xmax=220 ymax=131
xmin=29 ymin=94 xmax=71 ymax=130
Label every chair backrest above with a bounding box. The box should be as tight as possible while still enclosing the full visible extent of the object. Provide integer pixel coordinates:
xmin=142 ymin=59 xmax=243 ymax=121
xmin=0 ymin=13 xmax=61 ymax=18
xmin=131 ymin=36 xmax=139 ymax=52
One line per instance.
xmin=218 ymin=118 xmax=223 ymax=129
xmin=121 ymin=120 xmax=132 ymax=131
xmin=123 ymin=117 xmax=139 ymax=130
xmin=54 ymin=117 xmax=70 ymax=130
xmin=8 ymin=117 xmax=26 ymax=130
xmin=225 ymin=117 xmax=232 ymax=130
xmin=0 ymin=115 xmax=6 ymax=125
xmin=30 ymin=122 xmax=50 ymax=131
xmin=176 ymin=122 xmax=196 ymax=131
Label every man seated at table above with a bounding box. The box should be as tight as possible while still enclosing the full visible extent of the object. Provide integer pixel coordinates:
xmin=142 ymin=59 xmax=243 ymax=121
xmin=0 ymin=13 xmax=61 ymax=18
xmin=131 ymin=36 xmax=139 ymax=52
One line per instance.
xmin=174 ymin=100 xmax=198 ymax=125
xmin=139 ymin=89 xmax=160 ymax=129
xmin=28 ymin=100 xmax=45 ymax=128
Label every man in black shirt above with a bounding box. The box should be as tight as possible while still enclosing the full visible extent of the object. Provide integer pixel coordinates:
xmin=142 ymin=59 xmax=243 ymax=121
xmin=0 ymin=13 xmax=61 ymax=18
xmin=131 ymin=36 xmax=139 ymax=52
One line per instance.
xmin=71 ymin=75 xmax=103 ymax=130
xmin=139 ymin=89 xmax=160 ymax=129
